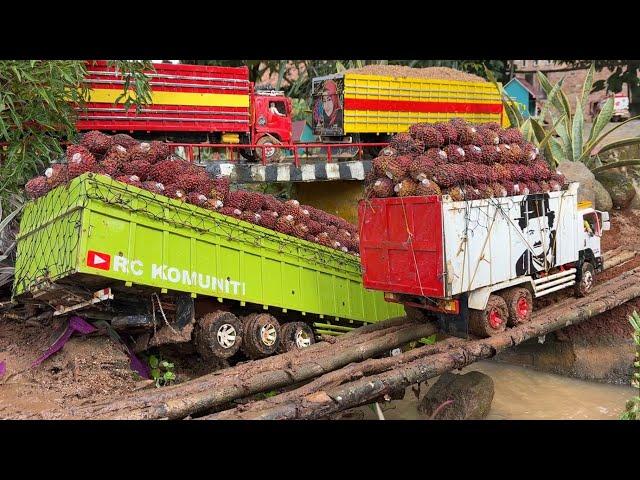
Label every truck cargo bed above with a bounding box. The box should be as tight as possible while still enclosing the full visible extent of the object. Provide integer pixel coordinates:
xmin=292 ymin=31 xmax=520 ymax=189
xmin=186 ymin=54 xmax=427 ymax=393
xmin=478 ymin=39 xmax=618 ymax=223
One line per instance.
xmin=13 ymin=174 xmax=402 ymax=324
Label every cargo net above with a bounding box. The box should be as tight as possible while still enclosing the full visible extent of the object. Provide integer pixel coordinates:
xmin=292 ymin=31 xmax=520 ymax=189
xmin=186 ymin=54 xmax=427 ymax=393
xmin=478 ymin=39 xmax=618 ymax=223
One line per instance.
xmin=18 ymin=131 xmax=362 ymax=296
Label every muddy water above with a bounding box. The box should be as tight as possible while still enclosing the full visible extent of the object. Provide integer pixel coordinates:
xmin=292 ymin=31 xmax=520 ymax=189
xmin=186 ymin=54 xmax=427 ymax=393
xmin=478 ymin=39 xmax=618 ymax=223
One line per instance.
xmin=349 ymin=360 xmax=636 ymax=420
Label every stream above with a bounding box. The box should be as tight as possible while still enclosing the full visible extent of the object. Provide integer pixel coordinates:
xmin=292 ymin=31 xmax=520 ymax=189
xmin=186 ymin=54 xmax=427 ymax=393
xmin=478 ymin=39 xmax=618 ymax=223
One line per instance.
xmin=348 ymin=360 xmax=636 ymax=420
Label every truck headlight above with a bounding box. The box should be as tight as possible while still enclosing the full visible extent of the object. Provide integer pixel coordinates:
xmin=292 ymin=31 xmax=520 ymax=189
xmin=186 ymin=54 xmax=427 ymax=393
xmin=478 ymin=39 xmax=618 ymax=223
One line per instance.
xmin=258 ymin=116 xmax=266 ymax=126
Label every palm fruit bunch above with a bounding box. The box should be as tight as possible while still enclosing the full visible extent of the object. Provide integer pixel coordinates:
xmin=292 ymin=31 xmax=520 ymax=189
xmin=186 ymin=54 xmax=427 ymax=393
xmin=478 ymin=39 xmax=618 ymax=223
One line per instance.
xmin=100 ymin=145 xmax=128 ymax=176
xmin=147 ymin=159 xmax=186 ymax=186
xmin=498 ymin=144 xmax=518 ymax=163
xmin=530 ymin=159 xmax=553 ymax=180
xmin=187 ymin=192 xmax=209 ymax=206
xmin=122 ymin=159 xmax=151 ymax=180
xmin=457 ymin=124 xmax=481 ymax=145
xmin=462 ymin=145 xmax=482 ymax=163
xmin=45 ymin=164 xmax=70 ymax=188
xmin=115 ymin=175 xmax=143 ymax=188
xmin=522 ymin=143 xmax=539 ymax=163
xmin=80 ymin=130 xmax=113 ymax=155
xmin=424 ymin=147 xmax=448 ymax=164
xmin=479 ymin=145 xmax=502 ymax=164
xmin=293 ymin=222 xmax=309 ymax=239
xmin=275 ymin=215 xmax=295 ymax=235
xmin=264 ymin=195 xmax=285 ymax=215
xmin=25 ymin=176 xmax=50 ymax=199
xmin=245 ymin=191 xmax=266 ymax=212
xmin=409 ymin=155 xmax=438 ymax=181
xmin=508 ymin=143 xmax=523 ymax=163
xmin=434 ymin=122 xmax=458 ymax=144
xmin=282 ymin=199 xmax=301 ymax=216
xmin=306 ymin=219 xmax=323 ymax=235
xmin=499 ymin=128 xmax=525 ymax=145
xmin=527 ymin=181 xmax=542 ymax=194
xmin=210 ymin=178 xmax=230 ymax=203
xmin=415 ymin=178 xmax=441 ymax=196
xmin=241 ymin=211 xmax=261 ymax=225
xmin=111 ymin=133 xmax=138 ymax=148
xmin=379 ymin=146 xmax=397 ymax=157
xmin=408 ymin=123 xmax=444 ymax=148
xmin=258 ymin=210 xmax=279 ymax=229
xmin=384 ymin=155 xmax=413 ymax=181
xmin=148 ymin=141 xmax=171 ymax=164
xmin=142 ymin=181 xmax=165 ymax=194
xmin=539 ymin=180 xmax=551 ymax=193
xmin=225 ymin=190 xmax=249 ymax=210
xmin=66 ymin=145 xmax=97 ymax=177
xmin=443 ymin=145 xmax=466 ymax=163
xmin=445 ymin=186 xmax=466 ymax=201
xmin=389 ymin=133 xmax=417 ymax=155
xmin=477 ymin=126 xmax=499 ymax=146
xmin=127 ymin=142 xmax=152 ymax=162
xmin=394 ymin=178 xmax=418 ymax=197
xmin=373 ymin=156 xmax=391 ymax=176
xmin=433 ymin=163 xmax=466 ymax=188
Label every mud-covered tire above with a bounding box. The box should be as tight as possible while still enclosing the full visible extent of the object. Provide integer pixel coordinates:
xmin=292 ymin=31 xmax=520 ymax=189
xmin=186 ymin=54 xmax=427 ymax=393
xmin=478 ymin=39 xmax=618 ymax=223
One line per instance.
xmin=194 ymin=311 xmax=243 ymax=360
xmin=469 ymin=294 xmax=508 ymax=338
xmin=242 ymin=313 xmax=281 ymax=359
xmin=278 ymin=322 xmax=315 ymax=353
xmin=502 ymin=287 xmax=533 ymax=327
xmin=575 ymin=262 xmax=595 ymax=297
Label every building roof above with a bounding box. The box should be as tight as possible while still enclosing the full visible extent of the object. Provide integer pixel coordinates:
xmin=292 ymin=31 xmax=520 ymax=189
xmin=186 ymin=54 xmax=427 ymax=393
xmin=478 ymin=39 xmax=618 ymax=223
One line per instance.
xmin=505 ymin=77 xmax=537 ymax=98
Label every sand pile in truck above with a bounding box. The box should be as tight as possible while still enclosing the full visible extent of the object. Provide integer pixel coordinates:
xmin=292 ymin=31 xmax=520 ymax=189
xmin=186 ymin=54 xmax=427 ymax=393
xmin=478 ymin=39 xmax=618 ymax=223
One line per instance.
xmin=24 ymin=132 xmax=360 ymax=255
xmin=344 ymin=65 xmax=486 ymax=82
xmin=365 ymin=118 xmax=567 ymax=201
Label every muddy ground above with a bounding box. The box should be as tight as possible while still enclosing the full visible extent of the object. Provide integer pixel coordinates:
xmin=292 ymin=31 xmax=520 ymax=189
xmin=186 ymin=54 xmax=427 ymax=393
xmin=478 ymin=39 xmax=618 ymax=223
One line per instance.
xmin=1 ymin=209 xmax=639 ymax=420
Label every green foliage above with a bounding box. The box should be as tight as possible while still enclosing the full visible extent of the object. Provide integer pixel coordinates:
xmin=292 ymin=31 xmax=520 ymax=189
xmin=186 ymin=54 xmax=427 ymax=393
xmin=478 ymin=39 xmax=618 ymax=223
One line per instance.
xmin=560 ymin=60 xmax=640 ymax=97
xmin=486 ymin=63 xmax=640 ymax=171
xmin=148 ymin=354 xmax=176 ymax=388
xmin=621 ymin=310 xmax=640 ymax=420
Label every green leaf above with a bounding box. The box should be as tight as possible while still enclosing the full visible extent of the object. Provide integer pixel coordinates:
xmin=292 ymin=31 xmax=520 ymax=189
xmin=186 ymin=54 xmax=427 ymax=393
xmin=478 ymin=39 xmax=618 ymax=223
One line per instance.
xmin=596 ymin=137 xmax=640 ymax=155
xmin=555 ymin=117 xmax=573 ymax=162
xmin=549 ymin=137 xmax=566 ymax=165
xmin=583 ymin=114 xmax=640 ymax=161
xmin=580 ymin=64 xmax=595 ymax=112
xmin=150 ymin=368 xmax=161 ymax=379
xmin=149 ymin=355 xmax=158 ymax=368
xmin=163 ymin=371 xmax=176 ymax=381
xmin=586 ymin=97 xmax=614 ymax=147
xmin=572 ymin=99 xmax=584 ymax=161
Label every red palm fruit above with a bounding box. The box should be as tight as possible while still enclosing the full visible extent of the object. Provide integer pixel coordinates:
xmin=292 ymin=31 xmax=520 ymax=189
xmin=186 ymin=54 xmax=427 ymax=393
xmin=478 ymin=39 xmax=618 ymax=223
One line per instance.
xmin=211 ymin=178 xmax=230 ymax=201
xmin=507 ymin=164 xmax=528 ymax=182
xmin=389 ymin=132 xmax=416 ymax=154
xmin=491 ymin=182 xmax=508 ymax=197
xmin=477 ymin=127 xmax=500 ymax=146
xmin=509 ymin=143 xmax=523 ymax=162
xmin=258 ymin=210 xmax=279 ymax=229
xmin=408 ymin=124 xmax=444 ymax=148
xmin=458 ymin=125 xmax=481 ymax=145
xmin=407 ymin=154 xmax=436 ymax=181
xmin=434 ymin=122 xmax=458 ymax=144
xmin=115 ymin=175 xmax=143 ymax=188
xmin=305 ymin=233 xmax=318 ymax=243
xmin=275 ymin=216 xmax=295 ymax=235
xmin=530 ymin=160 xmax=553 ymax=180
xmin=263 ymin=195 xmax=284 ymax=215
xmin=550 ymin=171 xmax=568 ymax=187
xmin=444 ymin=186 xmax=465 ymax=201
xmin=492 ymin=163 xmax=511 ymax=182
xmin=522 ymin=143 xmax=539 ymax=163
xmin=501 ymin=181 xmax=519 ymax=196
xmin=240 ymin=210 xmax=261 ymax=224
xmin=548 ymin=179 xmax=562 ymax=192
xmin=443 ymin=145 xmax=466 ymax=163
xmin=225 ymin=190 xmax=249 ymax=209
xmin=111 ymin=133 xmax=138 ymax=148
xmin=148 ymin=159 xmax=187 ymax=185
xmin=316 ymin=232 xmax=333 ymax=247
xmin=504 ymin=127 xmax=525 ymax=144
xmin=25 ymin=176 xmax=50 ymax=199
xmin=462 ymin=145 xmax=483 ymax=163
xmin=80 ymin=130 xmax=113 ymax=155
xmin=163 ymin=183 xmax=186 ymax=200
xmin=293 ymin=223 xmax=309 ymax=238
xmin=205 ymin=198 xmax=224 ymax=211
xmin=384 ymin=155 xmax=413 ymax=181
xmin=128 ymin=142 xmax=152 ymax=162
xmin=101 ymin=144 xmax=128 ymax=165
xmin=394 ymin=178 xmax=418 ymax=197
xmin=527 ymin=181 xmax=542 ymax=194
xmin=148 ymin=141 xmax=171 ymax=164
xmin=364 ymin=167 xmax=378 ymax=186
xmin=220 ymin=206 xmax=242 ymax=218
xmin=245 ymin=191 xmax=266 ymax=212
xmin=415 ymin=178 xmax=441 ymax=196
xmin=121 ymin=159 xmax=151 ymax=180
xmin=539 ymin=181 xmax=551 ymax=193
xmin=66 ymin=144 xmax=95 ymax=164
xmin=68 ymin=151 xmax=98 ymax=178
xmin=368 ymin=177 xmax=394 ymax=198
xmin=433 ymin=163 xmax=466 ymax=188
xmin=378 ymin=146 xmax=398 ymax=157
xmin=186 ymin=192 xmax=209 ymax=206
xmin=283 ymin=199 xmax=301 ymax=216
xmin=514 ymin=182 xmax=530 ymax=195
xmin=462 ymin=185 xmax=482 ymax=200
xmin=45 ymin=164 xmax=70 ymax=188
xmin=325 ymin=225 xmax=338 ymax=236
xmin=306 ymin=219 xmax=323 ymax=235
xmin=479 ymin=145 xmax=501 ymax=164
xmin=482 ymin=122 xmax=501 ymax=131
xmin=142 ymin=181 xmax=165 ymax=194
xmin=476 ymin=183 xmax=495 ymax=199
xmin=425 ymin=147 xmax=448 ymax=164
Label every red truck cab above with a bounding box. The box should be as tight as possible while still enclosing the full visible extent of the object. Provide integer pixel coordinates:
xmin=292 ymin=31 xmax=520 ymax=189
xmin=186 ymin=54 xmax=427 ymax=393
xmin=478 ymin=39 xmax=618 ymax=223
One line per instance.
xmin=250 ymin=89 xmax=293 ymax=162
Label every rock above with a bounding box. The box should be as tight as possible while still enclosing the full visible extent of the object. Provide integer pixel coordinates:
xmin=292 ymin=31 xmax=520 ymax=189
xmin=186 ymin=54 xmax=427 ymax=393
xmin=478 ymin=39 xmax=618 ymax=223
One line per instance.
xmin=418 ymin=371 xmax=494 ymax=420
xmin=592 ymin=180 xmax=613 ymax=212
xmin=557 ymin=160 xmax=596 ymax=204
xmin=630 ymin=179 xmax=640 ymax=210
xmin=596 ymin=171 xmax=636 ymax=210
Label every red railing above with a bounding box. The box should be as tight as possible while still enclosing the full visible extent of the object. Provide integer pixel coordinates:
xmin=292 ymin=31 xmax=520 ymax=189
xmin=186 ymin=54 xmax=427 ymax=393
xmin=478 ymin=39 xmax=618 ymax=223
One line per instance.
xmin=166 ymin=142 xmax=389 ymax=167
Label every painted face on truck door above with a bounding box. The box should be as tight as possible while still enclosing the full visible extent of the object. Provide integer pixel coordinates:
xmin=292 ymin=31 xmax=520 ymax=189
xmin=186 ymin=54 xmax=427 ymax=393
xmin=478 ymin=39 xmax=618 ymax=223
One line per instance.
xmin=515 ymin=194 xmax=557 ymax=276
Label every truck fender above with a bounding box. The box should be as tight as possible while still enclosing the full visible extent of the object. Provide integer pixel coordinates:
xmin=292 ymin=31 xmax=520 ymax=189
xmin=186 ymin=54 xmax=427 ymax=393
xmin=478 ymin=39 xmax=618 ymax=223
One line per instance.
xmin=468 ymin=287 xmax=492 ymax=311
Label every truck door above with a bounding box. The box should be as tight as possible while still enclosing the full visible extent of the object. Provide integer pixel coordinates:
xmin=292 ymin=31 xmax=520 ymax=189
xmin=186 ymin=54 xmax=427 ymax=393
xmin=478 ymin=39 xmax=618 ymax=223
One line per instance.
xmin=582 ymin=211 xmax=602 ymax=258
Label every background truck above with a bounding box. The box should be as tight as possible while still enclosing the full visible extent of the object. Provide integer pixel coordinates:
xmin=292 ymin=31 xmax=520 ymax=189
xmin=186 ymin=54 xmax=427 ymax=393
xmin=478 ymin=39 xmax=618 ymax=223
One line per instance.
xmin=358 ymin=183 xmax=610 ymax=338
xmin=12 ymin=174 xmax=403 ymax=361
xmin=79 ymin=62 xmax=507 ymax=163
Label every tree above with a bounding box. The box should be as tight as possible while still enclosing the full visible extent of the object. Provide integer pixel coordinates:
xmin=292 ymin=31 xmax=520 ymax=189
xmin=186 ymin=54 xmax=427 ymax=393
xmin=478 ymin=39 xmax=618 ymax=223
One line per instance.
xmin=560 ymin=60 xmax=640 ymax=100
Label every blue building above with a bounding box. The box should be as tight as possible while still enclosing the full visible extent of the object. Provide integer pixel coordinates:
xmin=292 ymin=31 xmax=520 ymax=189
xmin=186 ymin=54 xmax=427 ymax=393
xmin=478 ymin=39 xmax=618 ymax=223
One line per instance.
xmin=504 ymin=78 xmax=538 ymax=118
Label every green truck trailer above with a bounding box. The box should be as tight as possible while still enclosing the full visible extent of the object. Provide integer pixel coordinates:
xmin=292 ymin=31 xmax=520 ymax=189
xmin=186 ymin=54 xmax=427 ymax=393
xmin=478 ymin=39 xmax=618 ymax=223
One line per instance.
xmin=12 ymin=173 xmax=403 ymax=361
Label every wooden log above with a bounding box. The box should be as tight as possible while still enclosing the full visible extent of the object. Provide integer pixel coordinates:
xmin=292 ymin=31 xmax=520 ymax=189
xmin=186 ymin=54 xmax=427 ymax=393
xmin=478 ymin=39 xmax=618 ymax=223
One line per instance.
xmin=603 ymin=250 xmax=636 ymax=270
xmin=206 ymin=266 xmax=640 ymax=420
xmin=68 ymin=319 xmax=437 ymax=419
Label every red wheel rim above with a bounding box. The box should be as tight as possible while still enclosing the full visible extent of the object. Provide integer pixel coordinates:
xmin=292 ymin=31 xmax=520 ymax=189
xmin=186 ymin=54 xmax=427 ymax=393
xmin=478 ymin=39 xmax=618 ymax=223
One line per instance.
xmin=488 ymin=309 xmax=503 ymax=329
xmin=516 ymin=296 xmax=530 ymax=318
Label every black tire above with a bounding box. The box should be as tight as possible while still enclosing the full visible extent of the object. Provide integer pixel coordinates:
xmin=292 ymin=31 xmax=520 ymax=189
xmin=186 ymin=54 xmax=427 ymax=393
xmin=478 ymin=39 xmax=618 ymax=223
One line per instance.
xmin=575 ymin=261 xmax=596 ymax=297
xmin=501 ymin=287 xmax=533 ymax=327
xmin=278 ymin=322 xmax=316 ymax=353
xmin=242 ymin=313 xmax=281 ymax=359
xmin=194 ymin=311 xmax=243 ymax=360
xmin=469 ymin=294 xmax=508 ymax=338
xmin=255 ymin=136 xmax=283 ymax=163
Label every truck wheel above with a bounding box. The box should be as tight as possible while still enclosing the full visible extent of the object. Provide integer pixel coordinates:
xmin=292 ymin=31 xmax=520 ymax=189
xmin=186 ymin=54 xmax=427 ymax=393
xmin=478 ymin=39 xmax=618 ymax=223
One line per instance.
xmin=575 ymin=262 xmax=596 ymax=297
xmin=279 ymin=322 xmax=315 ymax=353
xmin=194 ymin=311 xmax=243 ymax=360
xmin=502 ymin=287 xmax=533 ymax=326
xmin=469 ymin=294 xmax=508 ymax=338
xmin=242 ymin=313 xmax=281 ymax=359
xmin=255 ymin=136 xmax=283 ymax=164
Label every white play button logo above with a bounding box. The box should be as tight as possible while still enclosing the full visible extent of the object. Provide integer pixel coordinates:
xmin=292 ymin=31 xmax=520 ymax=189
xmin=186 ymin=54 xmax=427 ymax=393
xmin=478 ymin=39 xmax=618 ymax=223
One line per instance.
xmin=87 ymin=250 xmax=111 ymax=270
